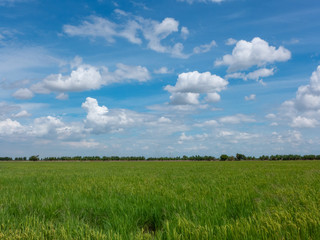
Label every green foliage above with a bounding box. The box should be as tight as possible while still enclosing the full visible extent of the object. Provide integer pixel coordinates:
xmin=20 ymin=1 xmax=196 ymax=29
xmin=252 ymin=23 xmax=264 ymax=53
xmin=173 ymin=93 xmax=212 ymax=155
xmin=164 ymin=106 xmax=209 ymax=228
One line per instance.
xmin=236 ymin=153 xmax=246 ymax=161
xmin=220 ymin=154 xmax=228 ymax=161
xmin=29 ymin=155 xmax=40 ymax=161
xmin=1 ymin=154 xmax=320 ymax=161
xmin=0 ymin=161 xmax=320 ymax=239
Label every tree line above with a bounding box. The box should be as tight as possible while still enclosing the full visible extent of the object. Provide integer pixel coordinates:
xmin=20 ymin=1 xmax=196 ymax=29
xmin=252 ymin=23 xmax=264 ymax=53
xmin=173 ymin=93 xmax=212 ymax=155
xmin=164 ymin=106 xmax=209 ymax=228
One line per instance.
xmin=0 ymin=154 xmax=320 ymax=161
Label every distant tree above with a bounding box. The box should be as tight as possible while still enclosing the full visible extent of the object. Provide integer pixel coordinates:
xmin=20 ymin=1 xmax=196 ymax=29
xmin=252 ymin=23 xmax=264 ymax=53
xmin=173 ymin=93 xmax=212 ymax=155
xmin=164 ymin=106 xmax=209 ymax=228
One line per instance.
xmin=236 ymin=153 xmax=246 ymax=161
xmin=220 ymin=154 xmax=228 ymax=161
xmin=29 ymin=155 xmax=39 ymax=161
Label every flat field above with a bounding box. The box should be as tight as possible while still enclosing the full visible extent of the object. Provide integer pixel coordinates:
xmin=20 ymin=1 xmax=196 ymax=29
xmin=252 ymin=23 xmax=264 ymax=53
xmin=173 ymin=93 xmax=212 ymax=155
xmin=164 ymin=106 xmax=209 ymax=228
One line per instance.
xmin=0 ymin=161 xmax=320 ymax=239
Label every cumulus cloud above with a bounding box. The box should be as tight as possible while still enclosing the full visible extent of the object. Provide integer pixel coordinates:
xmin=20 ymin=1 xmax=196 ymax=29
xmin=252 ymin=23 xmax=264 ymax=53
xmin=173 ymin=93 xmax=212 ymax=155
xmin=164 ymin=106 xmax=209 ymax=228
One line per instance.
xmin=30 ymin=116 xmax=65 ymax=137
xmin=30 ymin=61 xmax=150 ymax=94
xmin=178 ymin=132 xmax=208 ymax=144
xmin=0 ymin=118 xmax=25 ymax=136
xmin=244 ymin=94 xmax=256 ymax=101
xmin=179 ymin=132 xmax=193 ymax=141
xmin=158 ymin=116 xmax=171 ymax=123
xmin=12 ymin=88 xmax=34 ymax=99
xmin=294 ymin=66 xmax=320 ymax=111
xmin=280 ymin=66 xmax=320 ymax=128
xmin=217 ymin=129 xmax=259 ymax=143
xmin=219 ymin=114 xmax=256 ymax=124
xmin=225 ymin=38 xmax=237 ymax=46
xmin=193 ymin=40 xmax=217 ymax=54
xmin=215 ymin=37 xmax=291 ymax=72
xmin=165 ymin=71 xmax=228 ymax=105
xmin=33 ymin=65 xmax=103 ymax=93
xmin=271 ymin=130 xmax=303 ymax=145
xmin=290 ymin=116 xmax=318 ymax=128
xmin=0 ymin=115 xmax=85 ymax=141
xmin=205 ymin=92 xmax=221 ymax=103
xmin=169 ymin=92 xmax=200 ymax=105
xmin=82 ymin=97 xmax=145 ymax=133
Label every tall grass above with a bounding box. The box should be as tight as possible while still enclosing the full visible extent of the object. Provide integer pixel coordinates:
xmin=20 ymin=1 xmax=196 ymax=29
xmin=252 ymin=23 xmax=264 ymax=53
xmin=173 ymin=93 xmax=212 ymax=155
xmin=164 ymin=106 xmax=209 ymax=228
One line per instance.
xmin=0 ymin=161 xmax=319 ymax=239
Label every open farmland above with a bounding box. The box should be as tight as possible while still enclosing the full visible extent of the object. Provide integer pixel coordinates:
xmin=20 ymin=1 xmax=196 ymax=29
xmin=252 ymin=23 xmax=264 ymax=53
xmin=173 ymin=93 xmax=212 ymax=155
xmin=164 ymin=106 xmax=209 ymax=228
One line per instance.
xmin=0 ymin=161 xmax=320 ymax=239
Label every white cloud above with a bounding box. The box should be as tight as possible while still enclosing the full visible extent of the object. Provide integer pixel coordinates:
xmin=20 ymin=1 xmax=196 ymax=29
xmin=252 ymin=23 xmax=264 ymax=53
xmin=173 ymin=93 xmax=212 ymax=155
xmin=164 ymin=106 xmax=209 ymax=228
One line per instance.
xmin=193 ymin=40 xmax=217 ymax=54
xmin=179 ymin=132 xmax=193 ymax=141
xmin=294 ymin=66 xmax=320 ymax=111
xmin=138 ymin=17 xmax=179 ymax=53
xmin=290 ymin=116 xmax=318 ymax=128
xmin=0 ymin=118 xmax=25 ymax=136
xmin=63 ymin=16 xmax=117 ymax=43
xmin=205 ymin=92 xmax=221 ymax=102
xmin=165 ymin=71 xmax=228 ymax=105
xmin=169 ymin=92 xmax=200 ymax=105
xmin=12 ymin=88 xmax=34 ymax=99
xmin=271 ymin=130 xmax=303 ymax=145
xmin=112 ymin=63 xmax=150 ymax=82
xmin=64 ymin=140 xmax=100 ymax=148
xmin=194 ymin=119 xmax=219 ymax=127
xmin=218 ymin=130 xmax=259 ymax=143
xmin=280 ymin=66 xmax=320 ymax=128
xmin=81 ymin=97 xmax=145 ymax=133
xmin=215 ymin=37 xmax=291 ymax=72
xmin=30 ymin=116 xmax=65 ymax=137
xmin=158 ymin=116 xmax=171 ymax=123
xmin=165 ymin=71 xmax=227 ymax=94
xmin=31 ymin=62 xmax=150 ymax=94
xmin=219 ymin=114 xmax=256 ymax=124
xmin=244 ymin=94 xmax=256 ymax=101
xmin=266 ymin=113 xmax=276 ymax=119
xmin=164 ymin=71 xmax=228 ymax=105
xmin=226 ymin=68 xmax=275 ymax=84
xmin=225 ymin=38 xmax=237 ymax=46
xmin=64 ymin=15 xmax=189 ymax=58
xmin=118 ymin=20 xmax=142 ymax=44
xmin=171 ymin=43 xmax=189 ymax=59
xmin=246 ymin=68 xmax=275 ymax=81
xmin=181 ymin=26 xmax=189 ymax=39
xmin=12 ymin=110 xmax=31 ymax=118
xmin=32 ymin=65 xmax=102 ymax=93
xmin=154 ymin=67 xmax=172 ymax=74
xmin=56 ymin=93 xmax=69 ymax=100
xmin=178 ymin=132 xmax=208 ymax=144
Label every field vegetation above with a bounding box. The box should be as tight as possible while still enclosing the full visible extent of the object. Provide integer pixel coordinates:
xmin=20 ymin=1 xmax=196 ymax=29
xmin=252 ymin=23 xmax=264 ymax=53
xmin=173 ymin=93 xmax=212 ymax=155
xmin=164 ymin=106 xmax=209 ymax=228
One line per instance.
xmin=0 ymin=161 xmax=320 ymax=239
xmin=1 ymin=153 xmax=320 ymax=161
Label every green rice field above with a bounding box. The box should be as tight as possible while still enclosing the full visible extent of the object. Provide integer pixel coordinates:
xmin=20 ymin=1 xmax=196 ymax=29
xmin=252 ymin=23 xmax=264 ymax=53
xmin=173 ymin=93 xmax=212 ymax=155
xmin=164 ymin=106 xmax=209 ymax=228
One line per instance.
xmin=0 ymin=161 xmax=320 ymax=239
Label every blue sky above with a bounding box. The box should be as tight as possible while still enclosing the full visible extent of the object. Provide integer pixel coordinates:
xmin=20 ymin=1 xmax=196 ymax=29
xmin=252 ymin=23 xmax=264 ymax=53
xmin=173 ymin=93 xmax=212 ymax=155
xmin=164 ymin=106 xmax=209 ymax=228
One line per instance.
xmin=1 ymin=0 xmax=320 ymax=157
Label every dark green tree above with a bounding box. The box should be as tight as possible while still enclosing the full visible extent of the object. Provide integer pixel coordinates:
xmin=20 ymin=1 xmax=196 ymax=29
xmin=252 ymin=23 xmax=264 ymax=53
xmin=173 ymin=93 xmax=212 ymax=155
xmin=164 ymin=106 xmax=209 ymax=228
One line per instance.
xmin=29 ymin=155 xmax=39 ymax=161
xmin=220 ymin=154 xmax=228 ymax=161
